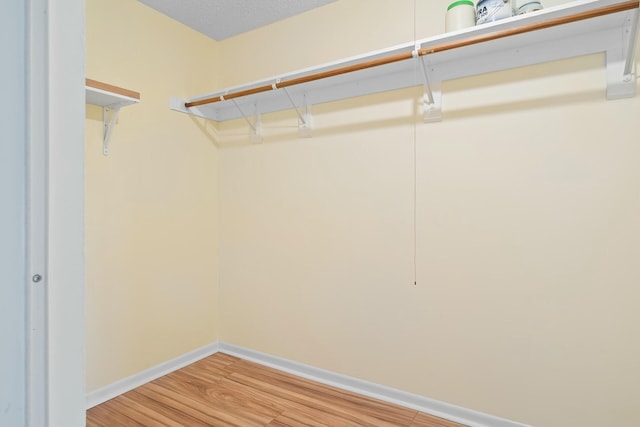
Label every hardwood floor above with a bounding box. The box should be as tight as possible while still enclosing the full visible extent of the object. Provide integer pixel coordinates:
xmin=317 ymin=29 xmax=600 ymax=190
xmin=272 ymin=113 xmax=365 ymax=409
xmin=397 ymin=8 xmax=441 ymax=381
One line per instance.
xmin=87 ymin=353 xmax=466 ymax=427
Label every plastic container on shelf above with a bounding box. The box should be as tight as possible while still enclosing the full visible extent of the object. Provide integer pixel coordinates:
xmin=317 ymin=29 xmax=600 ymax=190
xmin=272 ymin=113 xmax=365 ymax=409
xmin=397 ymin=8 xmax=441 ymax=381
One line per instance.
xmin=476 ymin=0 xmax=513 ymax=25
xmin=445 ymin=0 xmax=477 ymax=32
xmin=517 ymin=0 xmax=543 ymax=14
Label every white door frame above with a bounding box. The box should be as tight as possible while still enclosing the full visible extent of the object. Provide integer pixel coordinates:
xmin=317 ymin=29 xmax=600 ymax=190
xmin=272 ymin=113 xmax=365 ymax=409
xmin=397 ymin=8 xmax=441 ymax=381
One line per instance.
xmin=26 ymin=0 xmax=86 ymax=426
xmin=26 ymin=0 xmax=48 ymax=425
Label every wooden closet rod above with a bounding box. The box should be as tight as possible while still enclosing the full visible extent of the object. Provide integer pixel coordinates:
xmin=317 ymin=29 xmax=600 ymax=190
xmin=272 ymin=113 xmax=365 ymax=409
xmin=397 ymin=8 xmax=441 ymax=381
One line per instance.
xmin=185 ymin=0 xmax=639 ymax=109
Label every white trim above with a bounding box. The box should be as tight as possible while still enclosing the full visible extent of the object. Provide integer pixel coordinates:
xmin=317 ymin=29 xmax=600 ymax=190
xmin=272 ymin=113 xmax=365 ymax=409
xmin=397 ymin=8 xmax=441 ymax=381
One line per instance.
xmin=85 ymin=342 xmax=220 ymax=409
xmin=86 ymin=341 xmax=530 ymax=427
xmin=219 ymin=343 xmax=531 ymax=427
xmin=46 ymin=0 xmax=86 ymax=424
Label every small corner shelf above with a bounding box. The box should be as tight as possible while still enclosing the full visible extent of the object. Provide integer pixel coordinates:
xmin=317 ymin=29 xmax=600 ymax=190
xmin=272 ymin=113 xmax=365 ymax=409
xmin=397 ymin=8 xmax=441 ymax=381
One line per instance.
xmin=170 ymin=0 xmax=639 ymax=140
xmin=85 ymin=78 xmax=140 ymax=155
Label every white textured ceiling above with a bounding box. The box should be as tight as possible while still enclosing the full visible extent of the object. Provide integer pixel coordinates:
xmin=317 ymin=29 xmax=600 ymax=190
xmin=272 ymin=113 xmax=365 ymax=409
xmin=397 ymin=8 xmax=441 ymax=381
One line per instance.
xmin=138 ymin=0 xmax=337 ymax=41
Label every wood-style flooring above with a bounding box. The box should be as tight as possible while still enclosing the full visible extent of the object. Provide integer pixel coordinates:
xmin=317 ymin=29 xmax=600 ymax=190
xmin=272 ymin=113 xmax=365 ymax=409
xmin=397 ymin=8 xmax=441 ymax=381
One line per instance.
xmin=86 ymin=353 xmax=466 ymax=427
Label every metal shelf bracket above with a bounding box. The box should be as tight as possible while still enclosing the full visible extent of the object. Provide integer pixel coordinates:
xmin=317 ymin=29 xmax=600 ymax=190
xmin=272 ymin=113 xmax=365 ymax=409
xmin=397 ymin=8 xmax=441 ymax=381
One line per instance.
xmin=423 ymin=82 xmax=443 ymax=124
xmin=231 ymin=100 xmax=263 ymax=144
xmin=102 ymin=106 xmax=121 ymax=156
xmin=606 ymin=9 xmax=638 ymax=99
xmin=297 ymin=93 xmax=314 ymax=138
xmin=278 ymin=82 xmax=313 ymax=137
xmin=252 ymin=113 xmax=263 ymax=144
xmin=416 ymin=49 xmax=442 ymax=123
xmin=624 ymin=9 xmax=639 ymax=76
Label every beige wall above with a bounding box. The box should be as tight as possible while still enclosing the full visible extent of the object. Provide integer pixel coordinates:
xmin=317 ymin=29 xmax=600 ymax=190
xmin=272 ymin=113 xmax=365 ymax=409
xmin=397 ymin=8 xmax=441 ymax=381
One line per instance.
xmin=85 ymin=0 xmax=220 ymax=391
xmin=217 ymin=2 xmax=640 ymax=427
xmin=84 ymin=1 xmax=640 ymax=426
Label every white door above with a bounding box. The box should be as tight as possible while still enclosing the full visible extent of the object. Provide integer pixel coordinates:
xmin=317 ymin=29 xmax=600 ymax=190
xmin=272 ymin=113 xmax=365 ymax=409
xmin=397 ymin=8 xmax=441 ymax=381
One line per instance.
xmin=0 ymin=2 xmax=28 ymax=426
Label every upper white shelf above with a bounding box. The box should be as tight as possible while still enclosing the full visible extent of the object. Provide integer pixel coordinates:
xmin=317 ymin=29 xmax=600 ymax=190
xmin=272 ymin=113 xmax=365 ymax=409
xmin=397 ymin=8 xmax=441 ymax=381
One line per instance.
xmin=85 ymin=79 xmax=141 ymax=155
xmin=171 ymin=0 xmax=639 ymax=124
xmin=86 ymin=78 xmax=140 ymax=108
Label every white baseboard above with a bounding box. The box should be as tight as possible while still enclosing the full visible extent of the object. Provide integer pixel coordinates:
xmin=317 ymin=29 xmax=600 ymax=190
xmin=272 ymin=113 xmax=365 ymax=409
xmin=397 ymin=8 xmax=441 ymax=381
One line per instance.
xmin=86 ymin=341 xmax=530 ymax=427
xmin=86 ymin=342 xmax=220 ymax=409
xmin=219 ymin=342 xmax=531 ymax=427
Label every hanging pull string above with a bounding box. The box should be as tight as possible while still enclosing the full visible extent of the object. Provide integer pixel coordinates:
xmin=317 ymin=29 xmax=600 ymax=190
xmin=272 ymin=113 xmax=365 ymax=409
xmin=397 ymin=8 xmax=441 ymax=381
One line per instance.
xmin=413 ymin=0 xmax=418 ymax=286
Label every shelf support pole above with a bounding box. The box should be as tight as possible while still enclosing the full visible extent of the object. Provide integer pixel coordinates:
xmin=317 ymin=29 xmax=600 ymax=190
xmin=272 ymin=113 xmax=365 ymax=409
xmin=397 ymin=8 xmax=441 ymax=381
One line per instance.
xmin=416 ymin=47 xmax=442 ymax=123
xmin=102 ymin=106 xmax=121 ymax=156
